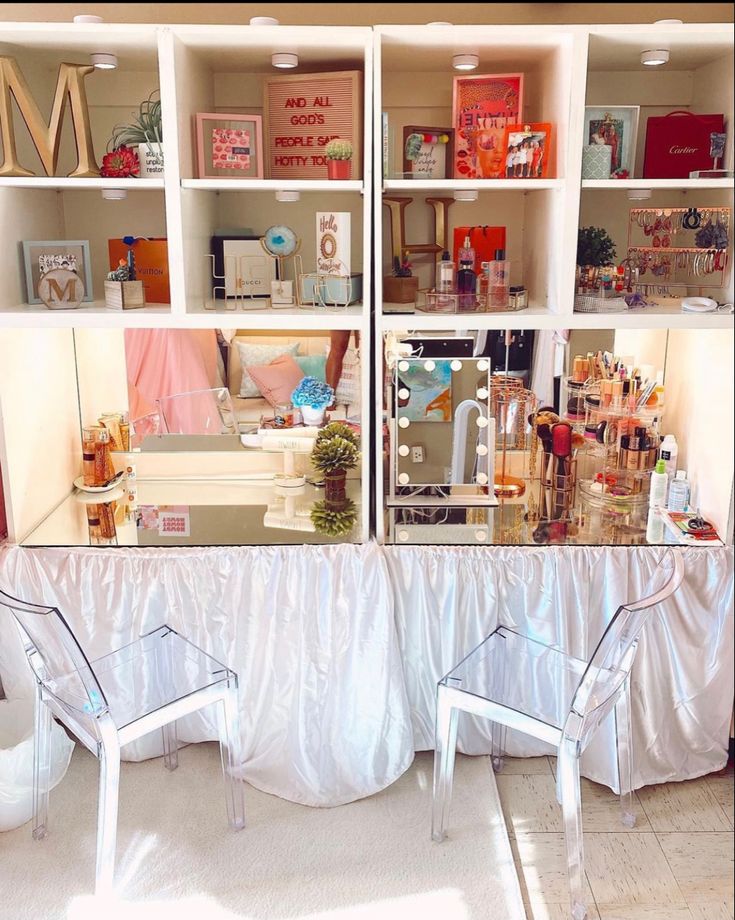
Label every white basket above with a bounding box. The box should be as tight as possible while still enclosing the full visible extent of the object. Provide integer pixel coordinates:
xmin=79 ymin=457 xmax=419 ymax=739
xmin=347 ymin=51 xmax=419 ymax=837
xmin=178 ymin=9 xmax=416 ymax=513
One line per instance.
xmin=574 ymin=295 xmax=628 ymax=314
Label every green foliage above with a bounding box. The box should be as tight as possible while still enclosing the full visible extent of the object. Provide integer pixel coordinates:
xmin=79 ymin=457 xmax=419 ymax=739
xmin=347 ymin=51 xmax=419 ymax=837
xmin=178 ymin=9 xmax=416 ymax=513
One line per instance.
xmin=311 ymin=499 xmax=358 ymax=536
xmin=316 ymin=422 xmax=360 ymax=448
xmin=325 ymin=138 xmax=353 ymax=160
xmin=310 ymin=436 xmax=359 ymax=475
xmin=109 ymin=91 xmax=163 ymax=152
xmin=577 ymin=226 xmax=617 ymax=268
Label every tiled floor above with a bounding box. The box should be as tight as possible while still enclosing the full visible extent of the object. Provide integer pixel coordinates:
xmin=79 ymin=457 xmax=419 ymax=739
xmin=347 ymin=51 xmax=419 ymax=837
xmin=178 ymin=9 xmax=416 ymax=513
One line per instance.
xmin=496 ymin=755 xmax=734 ymax=920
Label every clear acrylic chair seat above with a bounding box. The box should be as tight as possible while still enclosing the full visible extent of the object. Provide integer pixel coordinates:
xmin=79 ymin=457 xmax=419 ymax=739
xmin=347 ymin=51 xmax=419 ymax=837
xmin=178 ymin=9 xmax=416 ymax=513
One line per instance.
xmin=156 ymin=387 xmax=237 ymax=436
xmin=0 ymin=592 xmax=246 ymax=895
xmin=431 ymin=550 xmax=684 ymax=920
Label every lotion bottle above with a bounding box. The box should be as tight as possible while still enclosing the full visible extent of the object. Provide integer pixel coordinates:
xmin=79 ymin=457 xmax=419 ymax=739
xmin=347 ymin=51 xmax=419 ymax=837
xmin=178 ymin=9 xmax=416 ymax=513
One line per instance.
xmin=438 ymin=250 xmax=456 ymax=293
xmin=667 ymin=470 xmax=690 ymax=512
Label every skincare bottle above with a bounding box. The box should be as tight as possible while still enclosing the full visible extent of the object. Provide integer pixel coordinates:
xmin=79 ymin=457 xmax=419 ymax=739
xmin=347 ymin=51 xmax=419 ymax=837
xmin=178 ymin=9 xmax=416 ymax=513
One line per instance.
xmin=438 ymin=250 xmax=456 ymax=293
xmin=82 ymin=427 xmax=96 ymax=486
xmin=649 ymin=459 xmax=668 ymax=508
xmin=120 ymin=412 xmax=130 ymax=452
xmin=456 ymin=235 xmax=477 ymax=310
xmin=659 ymin=434 xmax=678 ymax=479
xmin=93 ymin=427 xmax=111 ymax=486
xmin=667 ymin=470 xmax=690 ymax=512
xmin=488 ymin=248 xmax=510 ymax=310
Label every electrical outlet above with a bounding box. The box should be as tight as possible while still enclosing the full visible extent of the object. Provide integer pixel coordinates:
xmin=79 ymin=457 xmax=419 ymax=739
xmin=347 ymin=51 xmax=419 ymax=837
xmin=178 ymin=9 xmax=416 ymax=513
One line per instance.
xmin=411 ymin=445 xmax=424 ymax=463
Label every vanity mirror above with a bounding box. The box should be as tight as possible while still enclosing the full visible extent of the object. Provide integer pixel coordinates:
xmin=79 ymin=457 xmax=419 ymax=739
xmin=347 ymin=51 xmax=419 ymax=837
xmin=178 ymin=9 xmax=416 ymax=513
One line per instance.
xmin=390 ymin=356 xmax=496 ymax=504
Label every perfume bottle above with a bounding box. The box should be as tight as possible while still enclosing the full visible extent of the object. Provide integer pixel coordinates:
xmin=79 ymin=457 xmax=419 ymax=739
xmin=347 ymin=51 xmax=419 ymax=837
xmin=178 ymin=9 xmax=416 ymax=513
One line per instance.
xmin=456 ymin=235 xmax=477 ymax=311
xmin=437 ymin=250 xmax=456 ymax=293
xmin=488 ymin=249 xmax=510 ymax=310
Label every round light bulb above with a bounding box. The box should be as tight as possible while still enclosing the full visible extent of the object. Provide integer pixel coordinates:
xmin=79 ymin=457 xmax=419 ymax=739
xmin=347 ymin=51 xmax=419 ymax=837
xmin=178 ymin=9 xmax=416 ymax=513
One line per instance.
xmin=477 ymin=360 xmax=489 ymax=372
xmin=477 ymin=387 xmax=489 ymax=399
xmin=398 ymin=388 xmax=410 ymax=399
xmin=451 ymin=360 xmax=463 ymax=371
xmin=640 ymin=49 xmax=670 ymax=66
xmin=398 ymin=473 xmax=410 ymax=485
xmin=90 ymin=52 xmax=117 ymax=70
xmin=476 ymin=472 xmax=488 ymax=485
xmin=398 ymin=361 xmax=409 ymax=372
xmin=453 ymin=53 xmax=479 ymax=71
xmin=424 ymin=360 xmax=436 ymax=371
xmin=398 ymin=530 xmax=410 ymax=542
xmin=398 ymin=417 xmax=410 ymax=429
xmin=272 ymin=52 xmax=298 ymax=69
xmin=398 ymin=444 xmax=410 ymax=457
xmin=476 ymin=444 xmax=489 ymax=457
xmin=476 ymin=530 xmax=488 ymax=542
xmin=476 ymin=416 xmax=489 ymax=429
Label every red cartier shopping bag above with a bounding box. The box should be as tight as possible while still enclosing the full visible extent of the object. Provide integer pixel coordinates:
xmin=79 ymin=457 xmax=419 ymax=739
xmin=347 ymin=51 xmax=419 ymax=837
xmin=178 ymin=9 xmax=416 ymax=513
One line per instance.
xmin=643 ymin=110 xmax=725 ymax=179
xmin=452 ymin=225 xmax=507 ymax=267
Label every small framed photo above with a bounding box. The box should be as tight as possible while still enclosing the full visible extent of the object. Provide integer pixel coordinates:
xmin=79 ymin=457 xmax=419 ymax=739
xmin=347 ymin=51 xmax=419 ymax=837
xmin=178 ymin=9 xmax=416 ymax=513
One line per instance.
xmin=402 ymin=126 xmax=455 ymax=179
xmin=196 ymin=113 xmax=264 ymax=179
xmin=503 ymin=123 xmax=553 ymax=179
xmin=22 ymin=240 xmax=93 ymax=304
xmin=452 ymin=73 xmax=524 ymax=179
xmin=583 ymin=106 xmax=640 ymax=178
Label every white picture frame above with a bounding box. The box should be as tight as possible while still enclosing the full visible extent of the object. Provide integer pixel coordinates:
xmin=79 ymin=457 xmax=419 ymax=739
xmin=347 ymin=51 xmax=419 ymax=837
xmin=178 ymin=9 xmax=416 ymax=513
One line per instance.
xmin=583 ymin=106 xmax=641 ymax=178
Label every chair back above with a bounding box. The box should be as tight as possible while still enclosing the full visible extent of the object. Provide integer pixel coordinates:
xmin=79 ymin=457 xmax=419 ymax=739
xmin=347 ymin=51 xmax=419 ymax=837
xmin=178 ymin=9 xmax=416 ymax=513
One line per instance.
xmin=156 ymin=387 xmax=237 ymax=436
xmin=565 ymin=550 xmax=685 ymax=743
xmin=0 ymin=589 xmax=108 ymax=719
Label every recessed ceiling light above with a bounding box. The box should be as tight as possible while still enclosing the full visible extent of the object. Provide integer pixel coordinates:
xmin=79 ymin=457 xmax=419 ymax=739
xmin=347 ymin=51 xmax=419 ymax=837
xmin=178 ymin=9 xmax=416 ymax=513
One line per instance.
xmin=272 ymin=52 xmax=298 ymax=69
xmin=101 ymin=188 xmax=127 ymax=200
xmin=90 ymin=52 xmax=117 ymax=70
xmin=73 ymin=14 xmax=103 ymax=23
xmin=453 ymin=53 xmax=479 ymax=71
xmin=454 ymin=189 xmax=479 ymax=201
xmin=276 ymin=190 xmax=300 ymax=202
xmin=627 ymin=189 xmax=652 ymax=200
xmin=427 ymin=21 xmax=452 ymax=26
xmin=250 ymin=16 xmax=279 ymax=26
xmin=640 ymin=48 xmax=669 ymax=66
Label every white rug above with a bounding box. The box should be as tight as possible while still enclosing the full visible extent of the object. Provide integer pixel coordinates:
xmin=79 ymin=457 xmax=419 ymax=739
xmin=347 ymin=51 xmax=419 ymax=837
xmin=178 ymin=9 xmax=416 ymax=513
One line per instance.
xmin=0 ymin=745 xmax=525 ymax=920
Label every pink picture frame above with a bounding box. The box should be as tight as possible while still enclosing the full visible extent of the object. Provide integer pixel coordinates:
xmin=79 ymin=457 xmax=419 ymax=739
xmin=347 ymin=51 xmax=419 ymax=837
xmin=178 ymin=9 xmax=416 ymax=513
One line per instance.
xmin=195 ymin=113 xmax=264 ymax=179
xmin=452 ymin=73 xmax=524 ymax=180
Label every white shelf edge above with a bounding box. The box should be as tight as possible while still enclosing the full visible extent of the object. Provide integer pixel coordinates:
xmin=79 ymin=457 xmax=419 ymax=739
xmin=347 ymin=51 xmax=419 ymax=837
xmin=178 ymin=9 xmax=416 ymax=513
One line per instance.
xmin=382 ymin=178 xmax=563 ymax=192
xmin=181 ymin=179 xmax=365 ymax=192
xmin=581 ymin=178 xmax=734 ymax=191
xmin=0 ymin=177 xmax=165 ymax=190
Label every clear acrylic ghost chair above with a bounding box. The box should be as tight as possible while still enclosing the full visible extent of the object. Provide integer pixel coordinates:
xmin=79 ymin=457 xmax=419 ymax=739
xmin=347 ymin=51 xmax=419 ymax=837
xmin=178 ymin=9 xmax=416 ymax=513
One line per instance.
xmin=431 ymin=550 xmax=685 ymax=920
xmin=156 ymin=387 xmax=237 ymax=436
xmin=0 ymin=589 xmax=245 ymax=895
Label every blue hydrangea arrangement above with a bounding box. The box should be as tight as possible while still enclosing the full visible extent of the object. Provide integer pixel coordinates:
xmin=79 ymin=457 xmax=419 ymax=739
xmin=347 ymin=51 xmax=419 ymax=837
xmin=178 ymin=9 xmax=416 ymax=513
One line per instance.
xmin=291 ymin=376 xmax=334 ymax=409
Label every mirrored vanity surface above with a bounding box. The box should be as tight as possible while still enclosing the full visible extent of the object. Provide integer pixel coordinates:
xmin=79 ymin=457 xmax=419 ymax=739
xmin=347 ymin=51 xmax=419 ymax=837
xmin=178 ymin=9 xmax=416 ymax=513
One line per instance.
xmin=23 ymin=479 xmax=361 ymax=547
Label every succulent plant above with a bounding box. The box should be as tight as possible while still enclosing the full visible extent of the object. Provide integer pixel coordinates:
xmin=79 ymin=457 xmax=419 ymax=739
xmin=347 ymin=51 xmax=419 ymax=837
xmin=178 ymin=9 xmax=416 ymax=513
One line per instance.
xmin=325 ymin=138 xmax=353 ymax=161
xmin=316 ymin=422 xmax=360 ymax=448
xmin=310 ymin=499 xmax=358 ymax=537
xmin=108 ymin=90 xmax=163 ymax=153
xmin=392 ymin=251 xmax=413 ymax=277
xmin=577 ymin=226 xmax=616 ymax=268
xmin=311 ymin=435 xmax=359 ymax=475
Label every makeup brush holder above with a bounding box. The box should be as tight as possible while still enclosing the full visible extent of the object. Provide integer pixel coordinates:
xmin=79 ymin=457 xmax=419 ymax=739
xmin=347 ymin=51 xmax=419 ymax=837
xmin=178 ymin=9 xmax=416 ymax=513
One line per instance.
xmin=535 ymin=455 xmax=577 ymax=522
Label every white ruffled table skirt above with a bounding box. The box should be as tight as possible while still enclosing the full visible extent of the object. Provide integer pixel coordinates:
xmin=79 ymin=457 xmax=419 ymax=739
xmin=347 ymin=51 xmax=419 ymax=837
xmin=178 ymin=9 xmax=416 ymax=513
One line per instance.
xmin=0 ymin=543 xmax=732 ymax=805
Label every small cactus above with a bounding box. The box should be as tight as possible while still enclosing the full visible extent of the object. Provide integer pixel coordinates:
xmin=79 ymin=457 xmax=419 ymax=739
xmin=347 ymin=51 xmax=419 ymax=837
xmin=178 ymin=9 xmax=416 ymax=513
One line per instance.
xmin=325 ymin=138 xmax=353 ymax=161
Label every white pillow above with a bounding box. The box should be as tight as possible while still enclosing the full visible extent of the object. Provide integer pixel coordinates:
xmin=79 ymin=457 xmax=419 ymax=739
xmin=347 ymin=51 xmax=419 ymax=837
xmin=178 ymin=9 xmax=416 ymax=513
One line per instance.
xmin=235 ymin=341 xmax=300 ymax=398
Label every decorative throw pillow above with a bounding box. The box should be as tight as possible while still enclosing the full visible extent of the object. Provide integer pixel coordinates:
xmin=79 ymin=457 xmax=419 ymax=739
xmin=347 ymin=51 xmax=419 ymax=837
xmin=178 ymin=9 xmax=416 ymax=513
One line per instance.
xmin=245 ymin=354 xmax=305 ymax=408
xmin=325 ymin=345 xmax=360 ymax=408
xmin=294 ymin=354 xmax=327 ymax=382
xmin=235 ymin=341 xmax=299 ymax=397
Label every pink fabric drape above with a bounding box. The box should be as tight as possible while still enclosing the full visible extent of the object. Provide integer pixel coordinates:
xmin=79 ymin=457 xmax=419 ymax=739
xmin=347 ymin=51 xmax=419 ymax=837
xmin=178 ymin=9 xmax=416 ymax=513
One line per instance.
xmin=124 ymin=330 xmax=219 ymax=433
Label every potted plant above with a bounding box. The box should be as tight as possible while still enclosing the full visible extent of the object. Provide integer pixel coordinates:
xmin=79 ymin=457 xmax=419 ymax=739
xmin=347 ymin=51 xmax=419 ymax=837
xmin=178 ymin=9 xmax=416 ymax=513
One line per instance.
xmin=576 ymin=226 xmax=617 ymax=295
xmin=103 ymin=261 xmax=145 ymax=310
xmin=291 ymin=376 xmax=334 ymax=426
xmin=310 ymin=422 xmax=360 ymax=509
xmin=383 ymin=251 xmax=419 ymax=304
xmin=324 ymin=138 xmax=353 ymax=180
xmin=104 ymin=90 xmax=163 ymax=178
xmin=310 ymin=498 xmax=358 ymax=537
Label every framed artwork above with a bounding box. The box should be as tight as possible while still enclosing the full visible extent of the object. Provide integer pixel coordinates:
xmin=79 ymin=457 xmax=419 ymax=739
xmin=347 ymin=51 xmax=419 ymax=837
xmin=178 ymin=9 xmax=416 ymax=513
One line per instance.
xmin=397 ymin=361 xmax=453 ymax=422
xmin=196 ymin=113 xmax=264 ymax=179
xmin=583 ymin=107 xmax=640 ymax=178
xmin=22 ymin=240 xmax=93 ymax=304
xmin=210 ymin=235 xmax=276 ymax=300
xmin=503 ymin=123 xmax=553 ymax=179
xmin=452 ymin=73 xmax=524 ymax=179
xmin=263 ymin=70 xmax=363 ymax=179
xmin=402 ymin=125 xmax=455 ymax=179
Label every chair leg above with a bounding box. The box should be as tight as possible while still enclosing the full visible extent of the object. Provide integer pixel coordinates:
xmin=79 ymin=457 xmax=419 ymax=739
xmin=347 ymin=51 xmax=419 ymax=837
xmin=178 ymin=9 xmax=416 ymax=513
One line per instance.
xmin=162 ymin=722 xmax=179 ymax=772
xmin=558 ymin=738 xmax=588 ymax=920
xmin=95 ymin=723 xmax=121 ymax=895
xmin=431 ymin=686 xmax=459 ymax=843
xmin=615 ymin=680 xmax=636 ymax=828
xmin=217 ymin=680 xmax=245 ymax=831
xmin=32 ymin=683 xmax=52 ymax=841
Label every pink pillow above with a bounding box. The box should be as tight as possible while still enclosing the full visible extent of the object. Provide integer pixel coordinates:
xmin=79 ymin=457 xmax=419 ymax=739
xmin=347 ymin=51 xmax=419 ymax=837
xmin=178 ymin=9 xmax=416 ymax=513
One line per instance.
xmin=245 ymin=353 xmax=305 ymax=407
